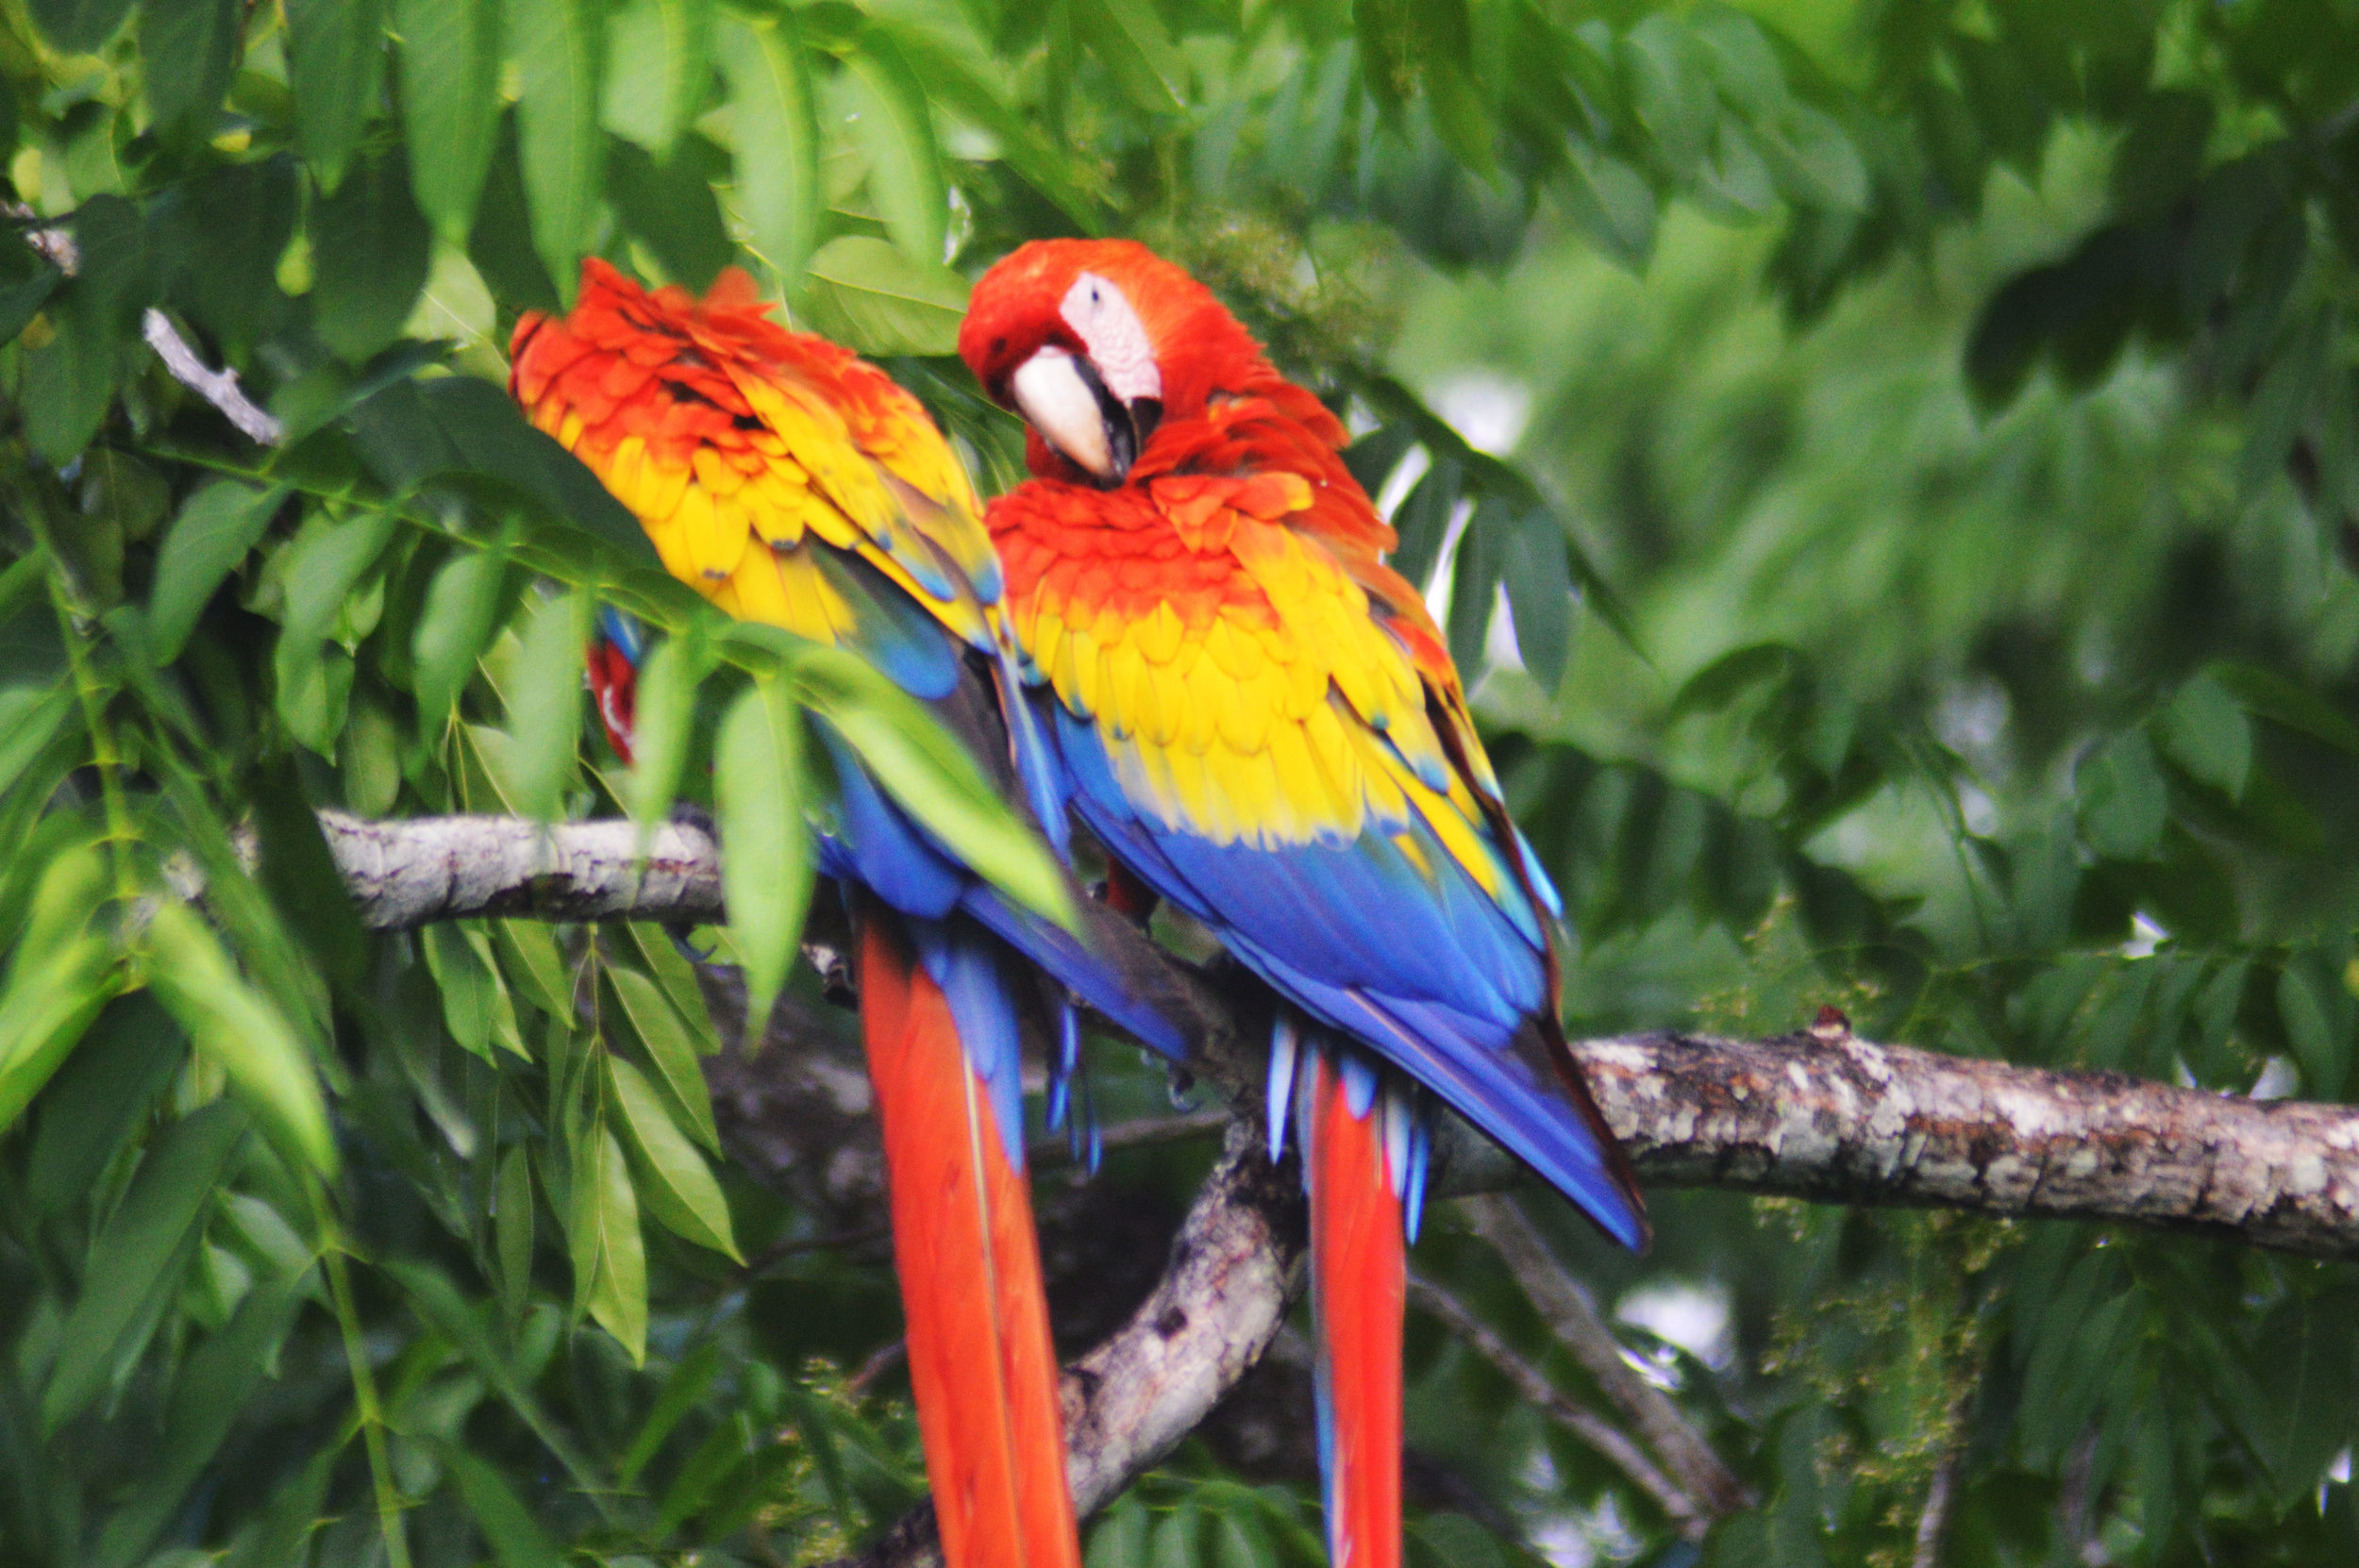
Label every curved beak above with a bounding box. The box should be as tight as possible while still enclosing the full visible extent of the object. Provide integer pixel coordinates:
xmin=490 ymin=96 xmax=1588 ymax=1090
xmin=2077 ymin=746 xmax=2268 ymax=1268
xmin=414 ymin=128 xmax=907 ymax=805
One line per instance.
xmin=1009 ymin=348 xmax=1154 ymax=487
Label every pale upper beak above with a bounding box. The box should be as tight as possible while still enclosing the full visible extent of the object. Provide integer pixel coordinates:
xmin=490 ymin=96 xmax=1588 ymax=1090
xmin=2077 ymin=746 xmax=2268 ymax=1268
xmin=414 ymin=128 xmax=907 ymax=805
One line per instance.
xmin=1008 ymin=347 xmax=1156 ymax=486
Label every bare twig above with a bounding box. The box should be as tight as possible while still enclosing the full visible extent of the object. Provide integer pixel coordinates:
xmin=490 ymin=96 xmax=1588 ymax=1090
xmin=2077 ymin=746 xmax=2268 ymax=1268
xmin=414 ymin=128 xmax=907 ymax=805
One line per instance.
xmin=6 ymin=206 xmax=281 ymax=443
xmin=142 ymin=309 xmax=284 ymax=443
xmin=1406 ymin=1274 xmax=1708 ymax=1537
xmin=1457 ymin=1194 xmax=1751 ymax=1518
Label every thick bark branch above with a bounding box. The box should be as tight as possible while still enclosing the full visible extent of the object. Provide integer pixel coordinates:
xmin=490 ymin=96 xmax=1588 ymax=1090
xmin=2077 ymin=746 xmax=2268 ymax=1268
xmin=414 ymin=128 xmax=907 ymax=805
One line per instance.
xmin=331 ymin=811 xmax=2359 ymax=1262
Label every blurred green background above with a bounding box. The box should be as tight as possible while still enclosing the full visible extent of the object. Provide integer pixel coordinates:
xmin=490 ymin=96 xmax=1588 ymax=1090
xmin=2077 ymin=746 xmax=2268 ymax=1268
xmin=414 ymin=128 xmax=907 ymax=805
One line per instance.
xmin=3 ymin=0 xmax=2358 ymax=1563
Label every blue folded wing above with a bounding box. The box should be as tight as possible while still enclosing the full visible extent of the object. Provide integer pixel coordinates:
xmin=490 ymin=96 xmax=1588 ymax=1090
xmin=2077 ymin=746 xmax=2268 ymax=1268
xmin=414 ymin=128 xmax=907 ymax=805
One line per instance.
xmin=1047 ymin=702 xmax=1643 ymax=1250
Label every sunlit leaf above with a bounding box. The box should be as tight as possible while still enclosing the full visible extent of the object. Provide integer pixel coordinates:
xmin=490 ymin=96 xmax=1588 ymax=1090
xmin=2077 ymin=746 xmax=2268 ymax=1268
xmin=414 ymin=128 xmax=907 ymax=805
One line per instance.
xmin=148 ymin=480 xmax=282 ymax=663
xmin=608 ymin=1053 xmax=739 ymax=1259
xmin=601 ymin=0 xmax=711 ymax=158
xmin=717 ymin=8 xmax=820 ymax=287
xmin=794 ymin=645 xmax=1072 ymax=929
xmin=285 ymin=0 xmax=387 ymax=193
xmin=503 ymin=585 xmax=593 ymax=820
xmin=800 ymin=235 xmax=969 ymax=357
xmin=626 ymin=629 xmax=698 ymax=831
xmin=144 ymin=903 xmax=338 ymax=1177
xmin=412 ymin=546 xmax=510 ymax=726
xmin=605 ymin=963 xmax=720 ymax=1150
xmin=845 ymin=35 xmax=948 ymax=264
xmin=396 ymin=0 xmax=503 ymax=243
xmin=509 ymin=0 xmax=604 ymax=303
xmin=570 ymin=1119 xmax=648 ymax=1362
xmin=0 ymin=932 xmax=120 ymax=1138
xmin=711 ymin=673 xmax=811 ymax=1027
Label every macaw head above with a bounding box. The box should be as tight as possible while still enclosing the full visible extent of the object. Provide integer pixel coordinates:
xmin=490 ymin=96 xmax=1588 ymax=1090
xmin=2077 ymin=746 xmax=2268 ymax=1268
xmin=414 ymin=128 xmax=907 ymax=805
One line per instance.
xmin=960 ymin=239 xmax=1257 ymax=486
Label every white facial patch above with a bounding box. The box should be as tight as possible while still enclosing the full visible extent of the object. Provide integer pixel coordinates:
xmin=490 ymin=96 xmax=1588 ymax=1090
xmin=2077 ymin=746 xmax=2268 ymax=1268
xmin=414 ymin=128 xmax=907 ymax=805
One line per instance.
xmin=1059 ymin=272 xmax=1162 ymax=406
xmin=1010 ymin=347 xmax=1115 ymax=478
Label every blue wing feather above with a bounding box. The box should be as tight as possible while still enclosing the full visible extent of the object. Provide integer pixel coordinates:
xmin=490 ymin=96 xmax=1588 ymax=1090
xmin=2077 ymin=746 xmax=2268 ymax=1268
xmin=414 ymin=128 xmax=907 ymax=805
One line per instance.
xmin=1045 ymin=699 xmax=1644 ymax=1249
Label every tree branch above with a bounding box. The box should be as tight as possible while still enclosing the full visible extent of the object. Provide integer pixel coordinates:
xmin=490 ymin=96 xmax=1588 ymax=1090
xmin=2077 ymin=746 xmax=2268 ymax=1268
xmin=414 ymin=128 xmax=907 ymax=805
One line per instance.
xmin=315 ymin=811 xmax=2359 ymax=1562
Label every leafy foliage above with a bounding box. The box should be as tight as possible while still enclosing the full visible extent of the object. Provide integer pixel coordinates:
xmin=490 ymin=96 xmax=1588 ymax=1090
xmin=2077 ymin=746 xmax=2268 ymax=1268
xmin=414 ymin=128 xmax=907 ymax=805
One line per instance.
xmin=2 ymin=0 xmax=2358 ymax=1564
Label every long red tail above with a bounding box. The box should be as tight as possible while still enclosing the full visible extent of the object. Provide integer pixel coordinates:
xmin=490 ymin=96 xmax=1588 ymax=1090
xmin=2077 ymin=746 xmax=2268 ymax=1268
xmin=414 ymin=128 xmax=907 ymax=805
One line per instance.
xmin=1310 ymin=1052 xmax=1405 ymax=1568
xmin=861 ymin=912 xmax=1080 ymax=1568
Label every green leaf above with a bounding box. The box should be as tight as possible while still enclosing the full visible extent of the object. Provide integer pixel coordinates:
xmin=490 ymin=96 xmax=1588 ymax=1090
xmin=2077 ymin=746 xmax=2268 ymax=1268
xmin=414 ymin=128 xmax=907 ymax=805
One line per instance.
xmin=627 ymin=630 xmax=698 ymax=831
xmin=494 ymin=1143 xmax=535 ymax=1328
xmin=310 ymin=150 xmax=434 ymax=362
xmin=1088 ymin=1494 xmax=1152 ymax=1568
xmin=286 ymin=0 xmax=388 ymax=193
xmin=1559 ymin=142 xmax=1657 ymax=266
xmin=0 ymin=262 xmax=59 ymax=348
xmin=412 ymin=546 xmax=510 ymax=726
xmin=606 ymin=135 xmax=735 ymax=292
xmin=800 ymin=235 xmax=969 ymax=358
xmin=148 ymin=480 xmax=281 ymax=662
xmin=278 ymin=508 xmax=396 ymax=650
xmin=23 ymin=293 xmax=119 ymax=466
xmin=605 ymin=964 xmax=720 ymax=1151
xmin=570 ymin=1119 xmax=647 ymax=1362
xmin=0 ymin=683 xmax=78 ymax=803
xmin=422 ymin=922 xmax=501 ymax=1062
xmin=600 ymin=0 xmax=711 ymax=158
xmin=508 ymin=0 xmax=605 ymax=304
xmin=2280 ymin=959 xmax=2348 ymax=1097
xmin=1072 ymin=0 xmax=1186 ymax=113
xmin=144 ymin=903 xmax=338 ymax=1177
xmin=386 ymin=1260 xmax=605 ymax=1495
xmin=27 ymin=0 xmax=133 ymax=53
xmin=711 ymin=674 xmax=811 ymax=1027
xmin=1502 ymin=510 xmax=1573 ymax=692
xmin=492 ymin=916 xmax=572 ymax=1018
xmin=42 ymin=1100 xmax=247 ymax=1433
xmin=468 ymin=112 xmax=564 ymax=310
xmin=180 ymin=158 xmax=299 ymax=349
xmin=2076 ymin=731 xmax=2167 ymax=862
xmin=505 ymin=586 xmax=593 ymax=820
xmin=794 ymin=645 xmax=1072 ymax=929
xmin=619 ymin=1340 xmax=721 ymax=1482
xmin=845 ymin=35 xmax=948 ymax=265
xmin=717 ymin=8 xmax=820 ymax=288
xmin=2240 ymin=309 xmax=2334 ymax=502
xmin=0 ymin=933 xmax=120 ymax=1138
xmin=607 ymin=1054 xmax=739 ymax=1259
xmin=395 ymin=0 xmax=503 ymax=243
xmin=89 ymin=1276 xmax=307 ymax=1568
xmin=24 ymin=993 xmax=185 ymax=1221
xmin=249 ymin=753 xmax=371 ymax=996
xmin=140 ymin=0 xmax=242 ymax=138
xmin=2156 ymin=672 xmax=2252 ymax=799
xmin=443 ymin=1443 xmax=566 ymax=1568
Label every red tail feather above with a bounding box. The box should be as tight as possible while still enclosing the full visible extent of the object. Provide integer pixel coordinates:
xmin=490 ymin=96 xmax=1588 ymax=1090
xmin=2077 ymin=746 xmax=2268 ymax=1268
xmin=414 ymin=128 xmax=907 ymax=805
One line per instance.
xmin=861 ymin=914 xmax=1080 ymax=1568
xmin=1312 ymin=1057 xmax=1405 ymax=1568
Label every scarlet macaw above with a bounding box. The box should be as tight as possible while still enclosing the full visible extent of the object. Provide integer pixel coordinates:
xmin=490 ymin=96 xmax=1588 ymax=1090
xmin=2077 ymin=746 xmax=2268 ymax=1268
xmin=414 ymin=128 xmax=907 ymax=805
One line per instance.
xmin=958 ymin=241 xmax=1648 ymax=1568
xmin=510 ymin=261 xmax=1182 ymax=1568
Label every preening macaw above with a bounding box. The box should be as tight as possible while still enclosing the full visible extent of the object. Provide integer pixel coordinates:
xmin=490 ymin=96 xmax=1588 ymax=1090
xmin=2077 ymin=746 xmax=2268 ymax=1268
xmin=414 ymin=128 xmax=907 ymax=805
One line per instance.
xmin=959 ymin=241 xmax=1648 ymax=1568
xmin=510 ymin=260 xmax=1183 ymax=1568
